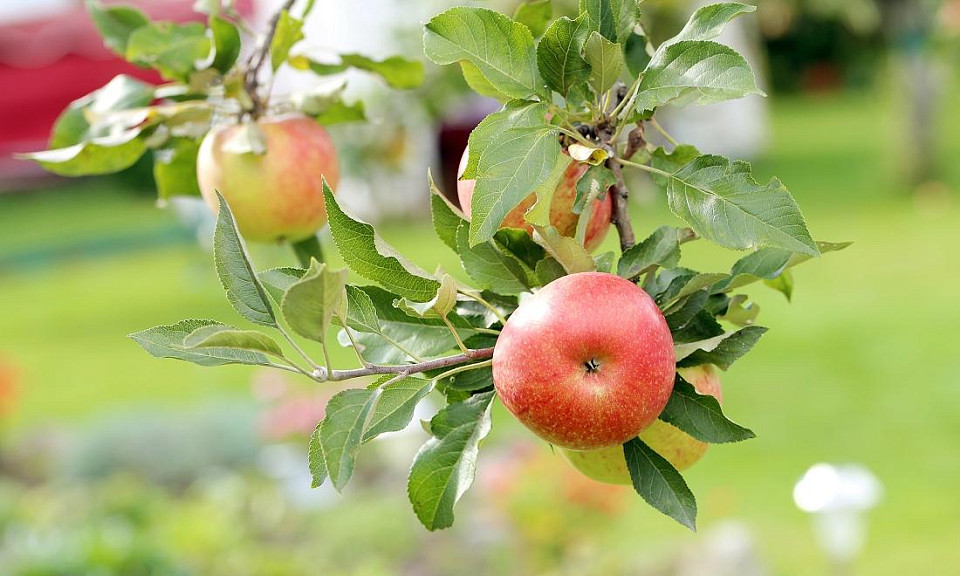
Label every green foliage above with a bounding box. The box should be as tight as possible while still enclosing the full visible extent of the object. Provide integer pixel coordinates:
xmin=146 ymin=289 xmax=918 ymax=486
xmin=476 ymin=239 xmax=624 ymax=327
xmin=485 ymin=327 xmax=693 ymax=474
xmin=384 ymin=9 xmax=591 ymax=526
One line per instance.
xmin=317 ymin=388 xmax=378 ymax=491
xmin=514 ymin=0 xmax=552 ymax=38
xmin=423 ymin=7 xmax=543 ymax=100
xmin=537 ymin=16 xmax=592 ymax=96
xmin=408 ymin=391 xmax=494 ymax=530
xmin=280 ymin=259 xmax=348 ymax=343
xmin=126 ymin=21 xmax=211 ymax=82
xmin=270 ymin=10 xmax=304 ymax=72
xmin=659 ymin=375 xmax=756 ymax=443
xmin=213 ymin=194 xmax=277 ymax=327
xmin=623 ymin=438 xmax=697 ymax=530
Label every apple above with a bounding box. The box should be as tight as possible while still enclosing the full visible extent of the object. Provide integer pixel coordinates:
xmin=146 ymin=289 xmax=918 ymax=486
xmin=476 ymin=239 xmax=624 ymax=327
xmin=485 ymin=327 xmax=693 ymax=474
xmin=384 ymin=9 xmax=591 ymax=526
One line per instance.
xmin=561 ymin=365 xmax=723 ymax=484
xmin=197 ymin=115 xmax=340 ymax=242
xmin=456 ymin=149 xmax=612 ymax=251
xmin=492 ymin=272 xmax=675 ymax=450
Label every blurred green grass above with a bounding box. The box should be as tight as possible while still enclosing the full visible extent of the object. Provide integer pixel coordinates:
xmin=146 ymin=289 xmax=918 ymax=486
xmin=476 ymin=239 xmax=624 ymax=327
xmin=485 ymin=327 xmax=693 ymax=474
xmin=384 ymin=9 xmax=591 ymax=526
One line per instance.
xmin=1 ymin=83 xmax=958 ymax=575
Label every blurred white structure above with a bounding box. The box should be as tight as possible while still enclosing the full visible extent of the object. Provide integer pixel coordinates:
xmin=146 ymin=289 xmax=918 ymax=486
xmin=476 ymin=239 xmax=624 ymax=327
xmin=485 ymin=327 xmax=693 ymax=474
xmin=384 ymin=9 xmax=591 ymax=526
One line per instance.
xmin=794 ymin=463 xmax=883 ymax=571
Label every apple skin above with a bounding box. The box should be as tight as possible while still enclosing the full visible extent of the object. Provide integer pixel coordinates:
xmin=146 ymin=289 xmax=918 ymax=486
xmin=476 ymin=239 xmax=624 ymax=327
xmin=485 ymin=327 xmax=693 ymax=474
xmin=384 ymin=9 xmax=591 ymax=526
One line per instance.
xmin=456 ymin=150 xmax=612 ymax=251
xmin=561 ymin=365 xmax=723 ymax=484
xmin=492 ymin=272 xmax=676 ymax=450
xmin=197 ymin=115 xmax=340 ymax=242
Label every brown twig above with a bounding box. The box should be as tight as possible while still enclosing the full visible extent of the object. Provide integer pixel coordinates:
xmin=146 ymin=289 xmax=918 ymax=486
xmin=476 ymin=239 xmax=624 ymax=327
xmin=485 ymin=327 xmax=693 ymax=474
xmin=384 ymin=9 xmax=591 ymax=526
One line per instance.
xmin=322 ymin=347 xmax=495 ymax=382
xmin=243 ymin=0 xmax=297 ymax=118
xmin=604 ymin=151 xmax=637 ymax=252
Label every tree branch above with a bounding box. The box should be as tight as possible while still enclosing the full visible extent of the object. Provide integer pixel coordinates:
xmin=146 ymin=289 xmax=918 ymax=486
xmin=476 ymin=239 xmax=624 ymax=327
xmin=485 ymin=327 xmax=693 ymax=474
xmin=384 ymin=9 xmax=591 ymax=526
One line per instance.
xmin=604 ymin=153 xmax=636 ymax=252
xmin=243 ymin=0 xmax=297 ymax=118
xmin=321 ymin=347 xmax=495 ymax=382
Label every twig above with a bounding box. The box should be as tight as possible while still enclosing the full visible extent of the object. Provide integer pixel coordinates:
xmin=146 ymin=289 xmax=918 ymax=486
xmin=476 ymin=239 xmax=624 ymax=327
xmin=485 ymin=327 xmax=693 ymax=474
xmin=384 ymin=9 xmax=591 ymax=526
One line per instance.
xmin=243 ymin=0 xmax=297 ymax=118
xmin=603 ymin=149 xmax=637 ymax=252
xmin=650 ymin=117 xmax=679 ymax=148
xmin=324 ymin=347 xmax=495 ymax=382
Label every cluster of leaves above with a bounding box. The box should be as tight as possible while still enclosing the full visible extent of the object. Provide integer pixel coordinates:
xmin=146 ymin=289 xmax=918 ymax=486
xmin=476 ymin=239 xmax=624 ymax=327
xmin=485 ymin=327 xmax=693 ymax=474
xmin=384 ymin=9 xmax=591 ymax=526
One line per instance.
xmin=19 ymin=0 xmax=423 ymax=201
xmin=123 ymin=0 xmax=849 ymax=531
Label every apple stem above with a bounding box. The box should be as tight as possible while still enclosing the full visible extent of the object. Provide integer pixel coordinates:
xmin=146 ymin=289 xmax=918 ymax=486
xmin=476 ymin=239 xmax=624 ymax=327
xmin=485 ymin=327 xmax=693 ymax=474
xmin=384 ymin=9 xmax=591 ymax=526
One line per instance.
xmin=243 ymin=0 xmax=298 ymax=119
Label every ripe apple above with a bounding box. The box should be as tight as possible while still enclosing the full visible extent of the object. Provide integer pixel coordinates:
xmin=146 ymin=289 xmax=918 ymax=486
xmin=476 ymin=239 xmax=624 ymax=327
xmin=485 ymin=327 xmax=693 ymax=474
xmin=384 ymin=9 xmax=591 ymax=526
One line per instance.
xmin=561 ymin=365 xmax=723 ymax=484
xmin=456 ymin=149 xmax=612 ymax=251
xmin=492 ymin=272 xmax=675 ymax=450
xmin=197 ymin=115 xmax=340 ymax=242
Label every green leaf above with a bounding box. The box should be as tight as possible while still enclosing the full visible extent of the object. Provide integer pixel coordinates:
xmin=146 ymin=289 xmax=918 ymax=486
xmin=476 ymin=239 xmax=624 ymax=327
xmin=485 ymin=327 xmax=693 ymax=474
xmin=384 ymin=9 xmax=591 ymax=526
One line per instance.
xmin=87 ymin=0 xmax=149 ymax=55
xmin=438 ymin=364 xmax=495 ymax=392
xmin=153 ymin=138 xmax=201 ymax=198
xmin=213 ymin=193 xmax=277 ymax=326
xmin=294 ymin=53 xmax=425 ymax=89
xmin=340 ymin=54 xmax=424 ymax=89
xmin=281 ymin=259 xmax=348 ymax=343
xmin=575 ymin=165 xmax=616 ymax=213
xmin=341 ymin=285 xmax=381 ymax=334
xmin=459 ymin=61 xmax=511 ymax=101
xmin=315 ymin=100 xmax=366 ymax=125
xmin=341 ymin=287 xmax=477 ymax=365
xmin=126 ymin=21 xmax=211 ymax=82
xmin=291 ymin=235 xmax=325 ymax=268
xmin=470 ymin=125 xmax=561 ymax=245
xmin=713 ymin=241 xmax=852 ymax=294
xmin=209 ymin=15 xmax=241 ymax=73
xmin=514 ymin=0 xmax=552 ymax=37
xmin=617 ymin=226 xmax=682 ymax=279
xmin=662 ymin=2 xmax=756 ymax=47
xmin=408 ymin=391 xmax=494 ymax=531
xmin=424 ymin=7 xmax=542 ymax=100
xmin=21 ymin=131 xmax=146 ymax=177
xmin=319 ymin=388 xmax=378 ymax=491
xmin=634 ymin=41 xmax=763 ymax=113
xmin=130 ymin=319 xmax=274 ymax=367
xmin=660 ymin=375 xmax=755 ymax=443
xmin=623 ymin=25 xmax=653 ymax=77
xmin=584 ymin=31 xmax=624 ymax=94
xmin=270 ymin=10 xmax=304 ymax=72
xmin=456 ymin=223 xmax=536 ymax=294
xmin=397 ymin=274 xmax=459 ymax=319
xmin=580 ymin=0 xmax=639 ymax=43
xmin=48 ymin=74 xmax=154 ymax=149
xmin=537 ymin=16 xmax=591 ymax=96
xmin=363 ymin=376 xmax=433 ymax=441
xmin=183 ymin=326 xmax=285 ymax=358
xmin=532 ymin=225 xmax=596 ymax=274
xmin=308 ymin=425 xmax=328 ymax=487
xmin=624 ymin=437 xmax=697 ymax=530
xmin=718 ymin=294 xmax=760 ymax=326
xmin=678 ymin=326 xmax=767 ymax=369
xmin=323 ymin=182 xmax=441 ymax=302
xmin=764 ymin=269 xmax=794 ymax=301
xmin=651 ymin=148 xmax=819 ymax=256
xmin=663 ymin=290 xmax=710 ymax=331
xmin=258 ymin=267 xmax=306 ymax=303
xmin=430 ymin=176 xmax=465 ymax=252
xmin=462 ymin=101 xmax=549 ymax=180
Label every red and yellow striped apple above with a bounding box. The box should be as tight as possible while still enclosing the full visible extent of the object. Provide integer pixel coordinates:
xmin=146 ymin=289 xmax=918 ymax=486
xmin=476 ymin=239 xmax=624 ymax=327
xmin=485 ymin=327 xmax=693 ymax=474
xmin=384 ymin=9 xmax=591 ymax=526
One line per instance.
xmin=197 ymin=115 xmax=340 ymax=242
xmin=492 ymin=272 xmax=675 ymax=450
xmin=456 ymin=149 xmax=612 ymax=251
xmin=561 ymin=365 xmax=723 ymax=484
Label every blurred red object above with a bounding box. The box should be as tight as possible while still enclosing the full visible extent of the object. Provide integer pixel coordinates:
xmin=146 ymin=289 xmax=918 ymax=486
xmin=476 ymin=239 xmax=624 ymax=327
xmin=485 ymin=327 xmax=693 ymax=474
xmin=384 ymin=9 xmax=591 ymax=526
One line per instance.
xmin=0 ymin=358 xmax=18 ymax=419
xmin=0 ymin=0 xmax=252 ymax=182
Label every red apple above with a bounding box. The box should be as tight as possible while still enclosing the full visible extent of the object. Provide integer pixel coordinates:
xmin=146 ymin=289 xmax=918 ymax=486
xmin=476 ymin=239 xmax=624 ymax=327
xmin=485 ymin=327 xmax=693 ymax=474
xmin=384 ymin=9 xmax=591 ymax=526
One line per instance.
xmin=456 ymin=149 xmax=612 ymax=251
xmin=492 ymin=272 xmax=675 ymax=450
xmin=197 ymin=115 xmax=340 ymax=242
xmin=561 ymin=365 xmax=723 ymax=484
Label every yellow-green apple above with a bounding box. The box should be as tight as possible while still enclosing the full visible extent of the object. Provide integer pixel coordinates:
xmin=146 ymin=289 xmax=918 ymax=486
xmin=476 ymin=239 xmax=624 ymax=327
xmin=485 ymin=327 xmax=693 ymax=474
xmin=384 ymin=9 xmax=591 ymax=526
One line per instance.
xmin=561 ymin=365 xmax=723 ymax=484
xmin=197 ymin=115 xmax=340 ymax=242
xmin=492 ymin=272 xmax=675 ymax=450
xmin=456 ymin=149 xmax=612 ymax=251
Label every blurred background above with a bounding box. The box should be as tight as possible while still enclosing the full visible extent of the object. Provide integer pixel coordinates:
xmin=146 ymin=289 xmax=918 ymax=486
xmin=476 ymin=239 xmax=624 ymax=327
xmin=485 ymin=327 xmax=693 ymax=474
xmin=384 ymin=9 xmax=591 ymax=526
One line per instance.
xmin=1 ymin=0 xmax=959 ymax=574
